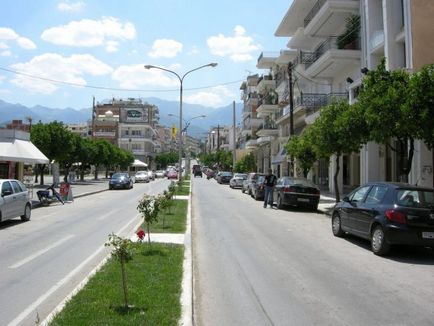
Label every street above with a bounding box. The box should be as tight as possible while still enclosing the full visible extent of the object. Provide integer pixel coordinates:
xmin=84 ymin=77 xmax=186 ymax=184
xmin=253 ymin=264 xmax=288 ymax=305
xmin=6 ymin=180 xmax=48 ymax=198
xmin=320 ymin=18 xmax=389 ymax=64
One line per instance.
xmin=192 ymin=177 xmax=434 ymax=326
xmin=0 ymin=178 xmax=170 ymax=326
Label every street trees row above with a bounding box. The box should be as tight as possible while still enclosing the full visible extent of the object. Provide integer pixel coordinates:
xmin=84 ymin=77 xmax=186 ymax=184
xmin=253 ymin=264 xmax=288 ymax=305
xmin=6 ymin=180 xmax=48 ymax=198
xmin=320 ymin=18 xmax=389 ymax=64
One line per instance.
xmin=31 ymin=121 xmax=134 ymax=184
xmin=285 ymin=60 xmax=434 ymax=201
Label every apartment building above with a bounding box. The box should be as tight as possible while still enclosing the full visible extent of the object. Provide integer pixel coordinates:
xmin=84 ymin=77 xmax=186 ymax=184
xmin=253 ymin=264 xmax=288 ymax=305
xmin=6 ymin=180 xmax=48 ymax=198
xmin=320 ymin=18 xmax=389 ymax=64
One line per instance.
xmin=92 ymin=98 xmax=160 ymax=167
xmin=207 ymin=125 xmax=231 ymax=153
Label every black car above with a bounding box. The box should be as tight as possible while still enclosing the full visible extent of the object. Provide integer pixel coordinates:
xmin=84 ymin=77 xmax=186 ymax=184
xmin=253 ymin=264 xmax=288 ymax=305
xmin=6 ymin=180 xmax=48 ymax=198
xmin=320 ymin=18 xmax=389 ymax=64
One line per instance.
xmin=273 ymin=177 xmax=320 ymax=211
xmin=251 ymin=175 xmax=266 ymax=200
xmin=331 ymin=182 xmax=434 ymax=255
xmin=242 ymin=172 xmax=265 ymax=195
xmin=192 ymin=164 xmax=202 ymax=177
xmin=109 ymin=173 xmax=133 ymax=190
xmin=217 ymin=171 xmax=233 ymax=184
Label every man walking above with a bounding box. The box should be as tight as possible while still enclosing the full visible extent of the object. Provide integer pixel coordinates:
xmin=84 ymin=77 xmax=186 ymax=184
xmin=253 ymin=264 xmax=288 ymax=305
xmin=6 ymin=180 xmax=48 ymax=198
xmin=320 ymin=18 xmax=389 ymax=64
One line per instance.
xmin=263 ymin=168 xmax=277 ymax=208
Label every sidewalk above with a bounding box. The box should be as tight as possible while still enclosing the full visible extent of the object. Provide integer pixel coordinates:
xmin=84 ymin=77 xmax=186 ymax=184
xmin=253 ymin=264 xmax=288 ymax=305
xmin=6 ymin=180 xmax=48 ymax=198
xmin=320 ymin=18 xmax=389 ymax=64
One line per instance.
xmin=318 ymin=192 xmax=337 ymax=216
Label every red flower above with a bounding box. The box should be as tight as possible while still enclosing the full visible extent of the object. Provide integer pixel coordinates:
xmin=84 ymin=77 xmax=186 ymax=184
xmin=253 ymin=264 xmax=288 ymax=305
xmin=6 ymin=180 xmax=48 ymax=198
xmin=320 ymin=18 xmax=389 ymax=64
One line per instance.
xmin=136 ymin=229 xmax=145 ymax=240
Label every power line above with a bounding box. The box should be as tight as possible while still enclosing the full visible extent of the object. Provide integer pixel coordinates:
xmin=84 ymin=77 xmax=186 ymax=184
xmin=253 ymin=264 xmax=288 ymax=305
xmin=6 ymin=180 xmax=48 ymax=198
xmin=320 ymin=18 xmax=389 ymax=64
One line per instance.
xmin=0 ymin=66 xmax=243 ymax=92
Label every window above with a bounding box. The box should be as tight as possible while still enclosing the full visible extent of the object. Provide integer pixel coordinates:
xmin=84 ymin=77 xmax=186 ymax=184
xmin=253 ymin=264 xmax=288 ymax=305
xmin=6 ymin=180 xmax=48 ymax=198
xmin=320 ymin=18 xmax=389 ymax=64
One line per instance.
xmin=396 ymin=189 xmax=434 ymax=208
xmin=1 ymin=181 xmax=13 ymax=196
xmin=349 ymin=186 xmax=370 ymax=202
xmin=11 ymin=181 xmax=23 ymax=193
xmin=365 ymin=185 xmax=388 ymax=204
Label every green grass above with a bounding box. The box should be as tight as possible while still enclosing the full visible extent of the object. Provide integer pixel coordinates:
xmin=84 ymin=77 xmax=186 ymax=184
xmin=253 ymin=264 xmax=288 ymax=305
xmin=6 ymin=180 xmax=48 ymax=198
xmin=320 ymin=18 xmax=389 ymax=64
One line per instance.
xmin=147 ymin=199 xmax=187 ymax=233
xmin=49 ymin=243 xmax=184 ymax=326
xmin=175 ymin=186 xmax=190 ymax=196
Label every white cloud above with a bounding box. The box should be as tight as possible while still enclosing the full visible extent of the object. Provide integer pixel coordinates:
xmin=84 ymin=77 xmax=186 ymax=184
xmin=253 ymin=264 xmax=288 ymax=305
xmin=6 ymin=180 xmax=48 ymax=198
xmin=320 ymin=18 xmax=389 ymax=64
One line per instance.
xmin=207 ymin=25 xmax=260 ymax=62
xmin=10 ymin=53 xmax=113 ymax=94
xmin=41 ymin=17 xmax=136 ymax=50
xmin=1 ymin=50 xmax=12 ymax=57
xmin=0 ymin=75 xmax=5 ymax=83
xmin=148 ymin=39 xmax=183 ymax=58
xmin=184 ymin=86 xmax=235 ymax=107
xmin=188 ymin=45 xmax=199 ymax=55
xmin=0 ymin=27 xmax=36 ymax=51
xmin=112 ymin=64 xmax=179 ymax=89
xmin=57 ymin=1 xmax=85 ymax=12
xmin=16 ymin=37 xmax=37 ymax=49
xmin=105 ymin=40 xmax=119 ymax=52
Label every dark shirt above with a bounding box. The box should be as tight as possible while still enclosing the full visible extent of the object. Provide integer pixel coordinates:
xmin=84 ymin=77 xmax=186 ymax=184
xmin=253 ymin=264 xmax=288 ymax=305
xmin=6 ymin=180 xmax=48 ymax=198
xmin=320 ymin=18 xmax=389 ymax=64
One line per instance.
xmin=264 ymin=174 xmax=277 ymax=187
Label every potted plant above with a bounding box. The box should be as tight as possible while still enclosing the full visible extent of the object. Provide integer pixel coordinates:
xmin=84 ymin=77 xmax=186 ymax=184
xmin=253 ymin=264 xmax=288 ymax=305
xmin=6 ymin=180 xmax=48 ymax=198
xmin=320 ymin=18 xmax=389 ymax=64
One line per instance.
xmin=336 ymin=15 xmax=360 ymax=49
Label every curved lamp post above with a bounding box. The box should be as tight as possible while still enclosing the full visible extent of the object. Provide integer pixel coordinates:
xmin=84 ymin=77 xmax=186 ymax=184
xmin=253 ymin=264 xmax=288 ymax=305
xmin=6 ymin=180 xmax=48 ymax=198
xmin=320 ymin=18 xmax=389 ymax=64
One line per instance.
xmin=144 ymin=63 xmax=217 ymax=181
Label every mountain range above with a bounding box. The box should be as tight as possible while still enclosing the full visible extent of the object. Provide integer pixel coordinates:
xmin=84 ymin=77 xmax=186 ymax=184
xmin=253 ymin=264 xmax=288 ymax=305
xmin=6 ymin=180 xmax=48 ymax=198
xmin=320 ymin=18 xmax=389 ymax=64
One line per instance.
xmin=0 ymin=98 xmax=243 ymax=138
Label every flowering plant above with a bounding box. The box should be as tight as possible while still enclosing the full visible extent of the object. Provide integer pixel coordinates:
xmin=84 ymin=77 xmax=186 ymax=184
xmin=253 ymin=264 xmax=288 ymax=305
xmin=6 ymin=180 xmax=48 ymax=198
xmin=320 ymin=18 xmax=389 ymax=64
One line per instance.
xmin=136 ymin=228 xmax=145 ymax=242
xmin=137 ymin=194 xmax=160 ymax=245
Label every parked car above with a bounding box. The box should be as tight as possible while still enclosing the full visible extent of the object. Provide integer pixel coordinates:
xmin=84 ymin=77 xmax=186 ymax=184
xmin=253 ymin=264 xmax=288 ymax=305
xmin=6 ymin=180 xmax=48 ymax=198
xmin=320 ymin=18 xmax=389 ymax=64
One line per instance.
xmin=205 ymin=169 xmax=215 ymax=179
xmin=109 ymin=173 xmax=133 ymax=190
xmin=331 ymin=182 xmax=434 ymax=255
xmin=134 ymin=171 xmax=149 ymax=183
xmin=242 ymin=173 xmax=265 ymax=195
xmin=251 ymin=175 xmax=266 ymax=200
xmin=0 ymin=179 xmax=31 ymax=222
xmin=155 ymin=170 xmax=165 ymax=178
xmin=273 ymin=177 xmax=320 ymax=211
xmin=229 ymin=173 xmax=247 ymax=189
xmin=217 ymin=171 xmax=233 ymax=184
xmin=192 ymin=164 xmax=202 ymax=177
xmin=167 ymin=169 xmax=178 ymax=179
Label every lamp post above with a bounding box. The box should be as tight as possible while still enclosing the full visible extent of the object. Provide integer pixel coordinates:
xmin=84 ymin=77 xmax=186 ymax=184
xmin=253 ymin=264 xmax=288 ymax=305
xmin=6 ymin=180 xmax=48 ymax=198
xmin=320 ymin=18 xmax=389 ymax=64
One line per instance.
xmin=144 ymin=63 xmax=217 ymax=181
xmin=168 ymin=114 xmax=206 ymax=175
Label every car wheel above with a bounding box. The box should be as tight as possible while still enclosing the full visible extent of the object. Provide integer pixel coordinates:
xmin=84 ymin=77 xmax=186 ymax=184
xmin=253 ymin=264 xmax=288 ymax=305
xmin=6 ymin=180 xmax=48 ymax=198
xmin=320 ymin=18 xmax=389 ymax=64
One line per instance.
xmin=311 ymin=204 xmax=318 ymax=212
xmin=371 ymin=225 xmax=390 ymax=256
xmin=331 ymin=212 xmax=344 ymax=237
xmin=254 ymin=192 xmax=259 ymax=200
xmin=21 ymin=204 xmax=31 ymax=222
xmin=242 ymin=188 xmax=245 ymax=193
xmin=276 ymin=195 xmax=284 ymax=209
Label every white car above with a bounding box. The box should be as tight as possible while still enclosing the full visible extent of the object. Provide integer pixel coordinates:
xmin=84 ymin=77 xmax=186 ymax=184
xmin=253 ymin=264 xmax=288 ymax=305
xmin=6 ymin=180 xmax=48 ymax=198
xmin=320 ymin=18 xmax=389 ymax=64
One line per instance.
xmin=0 ymin=179 xmax=32 ymax=222
xmin=134 ymin=171 xmax=149 ymax=183
xmin=230 ymin=173 xmax=247 ymax=189
xmin=155 ymin=170 xmax=165 ymax=178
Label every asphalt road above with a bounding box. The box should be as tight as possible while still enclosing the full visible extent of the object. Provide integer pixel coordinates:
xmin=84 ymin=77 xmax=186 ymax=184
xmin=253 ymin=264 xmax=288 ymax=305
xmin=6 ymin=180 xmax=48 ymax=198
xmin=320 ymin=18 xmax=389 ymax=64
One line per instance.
xmin=192 ymin=177 xmax=434 ymax=326
xmin=0 ymin=178 xmax=171 ymax=326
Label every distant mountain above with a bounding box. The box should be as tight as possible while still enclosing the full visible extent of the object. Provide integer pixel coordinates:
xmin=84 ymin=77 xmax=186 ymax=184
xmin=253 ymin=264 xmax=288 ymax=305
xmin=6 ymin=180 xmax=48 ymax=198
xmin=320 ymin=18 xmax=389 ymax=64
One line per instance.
xmin=0 ymin=98 xmax=243 ymax=138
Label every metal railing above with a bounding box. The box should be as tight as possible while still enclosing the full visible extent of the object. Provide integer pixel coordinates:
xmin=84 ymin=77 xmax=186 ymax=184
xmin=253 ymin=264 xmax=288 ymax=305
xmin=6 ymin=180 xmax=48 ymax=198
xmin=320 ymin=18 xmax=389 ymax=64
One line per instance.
xmin=305 ymin=92 xmax=348 ymax=116
xmin=304 ymin=0 xmax=326 ymax=27
xmin=257 ymin=122 xmax=278 ymax=131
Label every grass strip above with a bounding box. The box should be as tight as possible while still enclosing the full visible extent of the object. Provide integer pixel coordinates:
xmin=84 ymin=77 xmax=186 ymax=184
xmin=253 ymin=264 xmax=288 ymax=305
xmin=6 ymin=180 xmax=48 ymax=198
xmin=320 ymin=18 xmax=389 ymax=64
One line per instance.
xmin=175 ymin=186 xmax=190 ymax=196
xmin=148 ymin=199 xmax=187 ymax=233
xmin=49 ymin=243 xmax=184 ymax=326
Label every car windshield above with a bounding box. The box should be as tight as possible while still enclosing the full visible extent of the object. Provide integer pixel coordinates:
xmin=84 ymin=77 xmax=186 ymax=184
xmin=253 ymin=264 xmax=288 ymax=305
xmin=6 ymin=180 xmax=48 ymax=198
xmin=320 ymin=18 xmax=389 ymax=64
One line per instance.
xmin=112 ymin=173 xmax=127 ymax=179
xmin=286 ymin=178 xmax=317 ymax=188
xmin=234 ymin=174 xmax=247 ymax=179
xmin=221 ymin=172 xmax=233 ymax=176
xmin=396 ymin=189 xmax=434 ymax=208
xmin=136 ymin=171 xmax=147 ymax=176
xmin=257 ymin=176 xmax=265 ymax=182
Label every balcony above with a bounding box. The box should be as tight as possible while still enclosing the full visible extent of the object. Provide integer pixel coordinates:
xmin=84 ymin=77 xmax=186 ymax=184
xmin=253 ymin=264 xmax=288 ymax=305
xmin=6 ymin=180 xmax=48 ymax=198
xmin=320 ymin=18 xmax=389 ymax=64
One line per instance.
xmin=257 ymin=52 xmax=279 ymax=69
xmin=303 ymin=37 xmax=361 ymax=78
xmin=93 ymin=131 xmax=116 ymax=138
xmin=246 ymin=139 xmax=258 ymax=148
xmin=256 ymin=75 xmax=276 ymax=94
xmin=256 ymin=122 xmax=278 ymax=138
xmin=305 ymin=92 xmax=348 ymax=124
xmin=257 ymin=100 xmax=280 ymax=118
xmin=303 ymin=0 xmax=359 ymax=37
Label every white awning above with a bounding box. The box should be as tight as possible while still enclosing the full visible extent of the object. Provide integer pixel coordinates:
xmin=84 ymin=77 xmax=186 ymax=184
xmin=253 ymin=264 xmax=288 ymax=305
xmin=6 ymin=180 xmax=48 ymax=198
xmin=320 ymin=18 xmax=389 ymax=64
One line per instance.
xmin=131 ymin=159 xmax=148 ymax=167
xmin=0 ymin=139 xmax=49 ymax=164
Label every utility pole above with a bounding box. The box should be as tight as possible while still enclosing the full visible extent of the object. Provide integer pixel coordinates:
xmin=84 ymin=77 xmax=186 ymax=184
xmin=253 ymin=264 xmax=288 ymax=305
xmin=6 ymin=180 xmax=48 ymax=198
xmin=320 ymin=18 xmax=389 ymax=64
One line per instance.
xmin=217 ymin=124 xmax=220 ymax=151
xmin=288 ymin=62 xmax=294 ymax=176
xmin=232 ymin=101 xmax=236 ymax=171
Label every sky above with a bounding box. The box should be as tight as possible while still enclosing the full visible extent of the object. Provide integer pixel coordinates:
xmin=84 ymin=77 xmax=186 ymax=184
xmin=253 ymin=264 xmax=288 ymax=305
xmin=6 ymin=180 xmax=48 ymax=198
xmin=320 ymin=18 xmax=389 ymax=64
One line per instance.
xmin=0 ymin=0 xmax=292 ymax=110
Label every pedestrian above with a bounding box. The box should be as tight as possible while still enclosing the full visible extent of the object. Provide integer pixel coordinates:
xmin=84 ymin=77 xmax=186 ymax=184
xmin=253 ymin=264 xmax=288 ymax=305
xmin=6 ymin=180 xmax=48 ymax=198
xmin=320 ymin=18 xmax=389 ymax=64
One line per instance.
xmin=263 ymin=168 xmax=277 ymax=208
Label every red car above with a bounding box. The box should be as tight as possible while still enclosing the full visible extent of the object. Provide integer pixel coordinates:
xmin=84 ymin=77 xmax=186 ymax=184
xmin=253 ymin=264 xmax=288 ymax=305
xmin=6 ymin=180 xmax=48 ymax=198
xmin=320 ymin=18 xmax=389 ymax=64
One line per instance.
xmin=167 ymin=170 xmax=178 ymax=179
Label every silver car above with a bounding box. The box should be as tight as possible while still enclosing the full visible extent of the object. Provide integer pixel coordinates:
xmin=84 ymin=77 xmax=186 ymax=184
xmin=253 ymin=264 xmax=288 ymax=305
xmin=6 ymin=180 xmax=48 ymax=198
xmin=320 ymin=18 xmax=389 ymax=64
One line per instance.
xmin=230 ymin=173 xmax=247 ymax=189
xmin=134 ymin=171 xmax=149 ymax=183
xmin=0 ymin=179 xmax=31 ymax=222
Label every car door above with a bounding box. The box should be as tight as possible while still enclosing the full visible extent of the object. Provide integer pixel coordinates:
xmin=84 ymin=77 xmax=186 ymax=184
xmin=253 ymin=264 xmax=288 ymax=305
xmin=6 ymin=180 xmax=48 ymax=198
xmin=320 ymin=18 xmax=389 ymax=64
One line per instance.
xmin=11 ymin=180 xmax=27 ymax=216
xmin=343 ymin=185 xmax=371 ymax=231
xmin=355 ymin=185 xmax=389 ymax=236
xmin=274 ymin=178 xmax=284 ymax=202
xmin=1 ymin=181 xmax=15 ymax=220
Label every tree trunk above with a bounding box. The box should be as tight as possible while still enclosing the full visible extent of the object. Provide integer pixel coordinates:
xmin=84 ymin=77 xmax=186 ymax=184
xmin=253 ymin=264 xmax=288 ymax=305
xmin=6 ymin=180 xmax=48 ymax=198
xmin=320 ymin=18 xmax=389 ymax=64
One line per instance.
xmin=120 ymin=256 xmax=129 ymax=308
xmin=39 ymin=164 xmax=45 ymax=185
xmin=334 ymin=155 xmax=341 ymax=202
xmin=94 ymin=165 xmax=98 ymax=180
xmin=404 ymin=138 xmax=414 ymax=181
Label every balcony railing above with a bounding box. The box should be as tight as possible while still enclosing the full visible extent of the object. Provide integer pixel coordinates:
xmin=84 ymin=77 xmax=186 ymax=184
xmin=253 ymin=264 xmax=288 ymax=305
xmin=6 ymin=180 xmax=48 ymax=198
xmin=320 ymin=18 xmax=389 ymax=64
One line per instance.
xmin=304 ymin=37 xmax=361 ymax=69
xmin=305 ymin=92 xmax=348 ymax=116
xmin=304 ymin=0 xmax=326 ymax=27
xmin=257 ymin=122 xmax=278 ymax=131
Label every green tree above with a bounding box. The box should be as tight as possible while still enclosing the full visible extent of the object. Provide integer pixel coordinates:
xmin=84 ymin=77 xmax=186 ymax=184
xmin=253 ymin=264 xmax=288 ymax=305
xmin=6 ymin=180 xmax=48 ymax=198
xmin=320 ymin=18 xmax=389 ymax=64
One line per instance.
xmin=357 ymin=58 xmax=415 ymax=181
xmin=409 ymin=63 xmax=434 ymax=150
xmin=309 ymin=100 xmax=364 ymax=202
xmin=234 ymin=152 xmax=256 ymax=172
xmin=285 ymin=132 xmax=317 ymax=178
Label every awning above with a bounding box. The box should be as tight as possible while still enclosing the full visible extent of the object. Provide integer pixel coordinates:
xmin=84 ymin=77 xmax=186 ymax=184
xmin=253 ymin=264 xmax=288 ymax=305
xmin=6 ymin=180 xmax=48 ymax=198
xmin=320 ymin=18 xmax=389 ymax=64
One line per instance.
xmin=0 ymin=139 xmax=49 ymax=164
xmin=131 ymin=159 xmax=148 ymax=167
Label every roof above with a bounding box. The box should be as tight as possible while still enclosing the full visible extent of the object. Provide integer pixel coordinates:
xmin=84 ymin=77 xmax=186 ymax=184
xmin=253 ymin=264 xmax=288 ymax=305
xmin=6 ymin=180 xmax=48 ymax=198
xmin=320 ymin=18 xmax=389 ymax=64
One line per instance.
xmin=0 ymin=138 xmax=49 ymax=164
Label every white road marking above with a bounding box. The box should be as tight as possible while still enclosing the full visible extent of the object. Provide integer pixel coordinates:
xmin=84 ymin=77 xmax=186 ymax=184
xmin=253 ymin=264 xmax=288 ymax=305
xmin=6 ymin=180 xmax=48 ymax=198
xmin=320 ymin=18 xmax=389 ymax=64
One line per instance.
xmin=6 ymin=214 xmax=141 ymax=326
xmin=9 ymin=235 xmax=75 ymax=269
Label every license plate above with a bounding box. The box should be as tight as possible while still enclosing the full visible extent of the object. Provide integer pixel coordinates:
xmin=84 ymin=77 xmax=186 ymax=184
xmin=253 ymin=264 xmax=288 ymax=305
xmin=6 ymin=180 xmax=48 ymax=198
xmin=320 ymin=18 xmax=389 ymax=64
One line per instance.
xmin=297 ymin=198 xmax=310 ymax=202
xmin=422 ymin=232 xmax=434 ymax=239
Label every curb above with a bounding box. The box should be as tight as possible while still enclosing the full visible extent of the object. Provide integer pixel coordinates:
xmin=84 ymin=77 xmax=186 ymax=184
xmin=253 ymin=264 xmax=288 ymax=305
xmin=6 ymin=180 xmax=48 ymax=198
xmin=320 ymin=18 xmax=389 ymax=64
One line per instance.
xmin=31 ymin=189 xmax=108 ymax=209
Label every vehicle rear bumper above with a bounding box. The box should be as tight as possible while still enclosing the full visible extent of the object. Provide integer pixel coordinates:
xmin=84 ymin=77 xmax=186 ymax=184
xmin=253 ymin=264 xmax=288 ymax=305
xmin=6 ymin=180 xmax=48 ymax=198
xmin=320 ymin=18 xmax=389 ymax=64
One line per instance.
xmin=385 ymin=224 xmax=434 ymax=246
xmin=282 ymin=193 xmax=320 ymax=207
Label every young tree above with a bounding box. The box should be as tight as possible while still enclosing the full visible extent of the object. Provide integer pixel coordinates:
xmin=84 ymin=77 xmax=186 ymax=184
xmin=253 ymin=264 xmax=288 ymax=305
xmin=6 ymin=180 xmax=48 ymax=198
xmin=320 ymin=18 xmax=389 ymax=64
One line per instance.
xmin=234 ymin=152 xmax=256 ymax=172
xmin=357 ymin=58 xmax=415 ymax=181
xmin=285 ymin=132 xmax=317 ymax=178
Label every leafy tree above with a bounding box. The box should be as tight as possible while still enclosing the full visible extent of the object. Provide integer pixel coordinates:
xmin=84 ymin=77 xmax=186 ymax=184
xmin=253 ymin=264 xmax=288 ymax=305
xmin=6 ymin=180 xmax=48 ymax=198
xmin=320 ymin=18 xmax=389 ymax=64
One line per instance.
xmin=285 ymin=132 xmax=317 ymax=178
xmin=90 ymin=139 xmax=111 ymax=179
xmin=408 ymin=63 xmax=434 ymax=150
xmin=137 ymin=195 xmax=160 ymax=246
xmin=357 ymin=58 xmax=415 ymax=181
xmin=30 ymin=121 xmax=74 ymax=185
xmin=234 ymin=152 xmax=256 ymax=172
xmin=309 ymin=100 xmax=364 ymax=202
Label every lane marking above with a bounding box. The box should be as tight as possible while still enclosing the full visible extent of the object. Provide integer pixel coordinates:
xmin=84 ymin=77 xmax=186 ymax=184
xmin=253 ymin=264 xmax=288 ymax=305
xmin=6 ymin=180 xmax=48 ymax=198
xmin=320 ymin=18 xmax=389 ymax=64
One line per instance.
xmin=9 ymin=235 xmax=75 ymax=269
xmin=6 ymin=214 xmax=141 ymax=326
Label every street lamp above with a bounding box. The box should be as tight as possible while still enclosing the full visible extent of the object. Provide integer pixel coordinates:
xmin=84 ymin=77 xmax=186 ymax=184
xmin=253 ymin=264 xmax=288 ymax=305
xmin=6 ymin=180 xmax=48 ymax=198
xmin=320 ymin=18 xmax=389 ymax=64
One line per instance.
xmin=144 ymin=63 xmax=217 ymax=181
